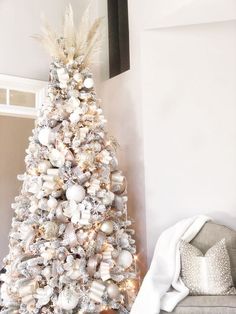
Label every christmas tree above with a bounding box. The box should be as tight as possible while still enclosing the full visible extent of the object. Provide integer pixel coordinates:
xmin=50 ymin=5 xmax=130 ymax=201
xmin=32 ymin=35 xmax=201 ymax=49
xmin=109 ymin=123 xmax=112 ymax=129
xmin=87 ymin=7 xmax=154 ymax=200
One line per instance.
xmin=0 ymin=5 xmax=137 ymax=314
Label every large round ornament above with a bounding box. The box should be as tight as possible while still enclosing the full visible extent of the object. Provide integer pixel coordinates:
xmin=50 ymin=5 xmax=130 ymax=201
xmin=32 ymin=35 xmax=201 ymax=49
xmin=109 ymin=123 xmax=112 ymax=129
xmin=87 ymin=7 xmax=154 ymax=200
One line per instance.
xmin=38 ymin=160 xmax=51 ymax=174
xmin=117 ymin=250 xmax=133 ymax=269
xmin=66 ymin=184 xmax=85 ymax=203
xmin=100 ymin=221 xmax=114 ymax=235
xmin=38 ymin=127 xmax=55 ymax=146
xmin=57 ymin=288 xmax=79 ymax=310
xmin=83 ymin=77 xmax=94 ymax=89
xmin=49 ymin=149 xmax=65 ymax=168
xmin=107 ymin=283 xmax=120 ymax=299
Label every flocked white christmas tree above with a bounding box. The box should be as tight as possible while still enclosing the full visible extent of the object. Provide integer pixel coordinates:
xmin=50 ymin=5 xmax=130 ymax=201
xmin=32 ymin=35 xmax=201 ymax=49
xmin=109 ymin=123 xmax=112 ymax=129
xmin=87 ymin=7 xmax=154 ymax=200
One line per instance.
xmin=0 ymin=5 xmax=137 ymax=314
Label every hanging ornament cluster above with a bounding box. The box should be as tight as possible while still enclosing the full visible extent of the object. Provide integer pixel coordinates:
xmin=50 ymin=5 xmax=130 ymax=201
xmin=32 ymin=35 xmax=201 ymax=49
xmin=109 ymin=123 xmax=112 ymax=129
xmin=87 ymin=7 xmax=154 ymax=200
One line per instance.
xmin=0 ymin=4 xmax=138 ymax=314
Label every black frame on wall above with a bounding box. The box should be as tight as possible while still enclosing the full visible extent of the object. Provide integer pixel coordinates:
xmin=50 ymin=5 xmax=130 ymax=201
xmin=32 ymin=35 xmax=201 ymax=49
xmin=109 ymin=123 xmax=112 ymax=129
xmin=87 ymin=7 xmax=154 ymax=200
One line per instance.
xmin=107 ymin=0 xmax=130 ymax=78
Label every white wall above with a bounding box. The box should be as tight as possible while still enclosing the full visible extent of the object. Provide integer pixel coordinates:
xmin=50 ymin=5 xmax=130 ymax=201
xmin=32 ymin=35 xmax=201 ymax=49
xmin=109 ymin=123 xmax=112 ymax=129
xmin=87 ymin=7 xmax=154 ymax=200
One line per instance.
xmin=100 ymin=0 xmax=236 ymax=265
xmin=141 ymin=20 xmax=236 ymax=261
xmin=0 ymin=0 xmax=96 ymax=80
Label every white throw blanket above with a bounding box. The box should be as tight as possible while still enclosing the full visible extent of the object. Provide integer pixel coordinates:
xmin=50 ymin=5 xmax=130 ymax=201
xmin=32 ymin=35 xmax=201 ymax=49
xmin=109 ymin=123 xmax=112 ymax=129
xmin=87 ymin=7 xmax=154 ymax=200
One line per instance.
xmin=131 ymin=215 xmax=210 ymax=314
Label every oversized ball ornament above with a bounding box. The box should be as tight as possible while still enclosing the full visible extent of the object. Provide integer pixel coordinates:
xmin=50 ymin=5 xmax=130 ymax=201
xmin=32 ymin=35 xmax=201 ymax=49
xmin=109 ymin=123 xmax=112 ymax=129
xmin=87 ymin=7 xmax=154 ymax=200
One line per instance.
xmin=57 ymin=288 xmax=79 ymax=310
xmin=100 ymin=221 xmax=114 ymax=235
xmin=49 ymin=149 xmax=65 ymax=168
xmin=117 ymin=250 xmax=133 ymax=269
xmin=38 ymin=160 xmax=51 ymax=174
xmin=107 ymin=283 xmax=120 ymax=299
xmin=66 ymin=184 xmax=85 ymax=203
xmin=38 ymin=127 xmax=55 ymax=146
xmin=83 ymin=77 xmax=94 ymax=89
xmin=47 ymin=197 xmax=58 ymax=209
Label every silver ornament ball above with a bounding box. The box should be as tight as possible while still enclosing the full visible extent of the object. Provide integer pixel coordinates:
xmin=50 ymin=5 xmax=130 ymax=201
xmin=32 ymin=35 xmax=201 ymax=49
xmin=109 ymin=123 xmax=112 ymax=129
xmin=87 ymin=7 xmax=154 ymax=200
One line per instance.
xmin=117 ymin=250 xmax=133 ymax=269
xmin=107 ymin=283 xmax=120 ymax=299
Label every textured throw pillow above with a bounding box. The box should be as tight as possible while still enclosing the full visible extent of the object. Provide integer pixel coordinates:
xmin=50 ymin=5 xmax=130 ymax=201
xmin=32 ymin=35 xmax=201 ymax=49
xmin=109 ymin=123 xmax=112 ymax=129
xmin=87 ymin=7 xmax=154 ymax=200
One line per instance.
xmin=180 ymin=238 xmax=236 ymax=295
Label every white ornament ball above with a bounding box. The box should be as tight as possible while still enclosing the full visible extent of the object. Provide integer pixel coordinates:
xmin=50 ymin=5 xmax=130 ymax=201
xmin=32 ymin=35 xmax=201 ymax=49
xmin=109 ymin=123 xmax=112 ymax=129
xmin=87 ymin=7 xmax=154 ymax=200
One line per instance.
xmin=100 ymin=220 xmax=114 ymax=235
xmin=66 ymin=184 xmax=85 ymax=203
xmin=57 ymin=288 xmax=79 ymax=310
xmin=107 ymin=283 xmax=120 ymax=299
xmin=83 ymin=77 xmax=94 ymax=89
xmin=49 ymin=149 xmax=65 ymax=168
xmin=117 ymin=250 xmax=133 ymax=269
xmin=120 ymin=236 xmax=129 ymax=248
xmin=38 ymin=160 xmax=51 ymax=174
xmin=38 ymin=127 xmax=55 ymax=146
xmin=47 ymin=197 xmax=58 ymax=209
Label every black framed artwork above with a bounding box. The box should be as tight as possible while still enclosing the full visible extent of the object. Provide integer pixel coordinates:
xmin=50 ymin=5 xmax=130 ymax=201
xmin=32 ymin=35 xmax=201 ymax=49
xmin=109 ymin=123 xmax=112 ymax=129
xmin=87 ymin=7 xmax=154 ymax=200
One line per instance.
xmin=107 ymin=0 xmax=130 ymax=78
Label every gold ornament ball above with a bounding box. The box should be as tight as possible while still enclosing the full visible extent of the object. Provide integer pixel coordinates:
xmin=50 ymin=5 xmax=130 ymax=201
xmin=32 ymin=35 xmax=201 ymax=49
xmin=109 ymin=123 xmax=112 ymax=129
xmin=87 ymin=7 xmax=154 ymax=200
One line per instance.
xmin=41 ymin=221 xmax=58 ymax=240
xmin=100 ymin=221 xmax=114 ymax=235
xmin=100 ymin=310 xmax=116 ymax=314
xmin=107 ymin=283 xmax=120 ymax=299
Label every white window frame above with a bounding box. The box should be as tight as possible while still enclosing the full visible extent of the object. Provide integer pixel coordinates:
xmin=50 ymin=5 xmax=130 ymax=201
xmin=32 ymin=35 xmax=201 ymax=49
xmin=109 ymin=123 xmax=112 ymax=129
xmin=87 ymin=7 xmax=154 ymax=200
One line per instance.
xmin=0 ymin=74 xmax=48 ymax=119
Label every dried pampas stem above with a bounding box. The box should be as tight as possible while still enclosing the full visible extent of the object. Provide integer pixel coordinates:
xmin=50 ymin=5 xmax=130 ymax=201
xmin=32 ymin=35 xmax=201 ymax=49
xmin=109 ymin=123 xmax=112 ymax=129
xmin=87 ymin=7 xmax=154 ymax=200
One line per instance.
xmin=34 ymin=2 xmax=104 ymax=68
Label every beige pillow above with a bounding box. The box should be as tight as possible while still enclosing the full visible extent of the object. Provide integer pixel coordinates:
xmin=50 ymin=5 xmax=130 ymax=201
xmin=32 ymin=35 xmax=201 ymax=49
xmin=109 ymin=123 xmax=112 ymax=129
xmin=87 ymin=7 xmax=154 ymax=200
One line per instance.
xmin=180 ymin=238 xmax=236 ymax=295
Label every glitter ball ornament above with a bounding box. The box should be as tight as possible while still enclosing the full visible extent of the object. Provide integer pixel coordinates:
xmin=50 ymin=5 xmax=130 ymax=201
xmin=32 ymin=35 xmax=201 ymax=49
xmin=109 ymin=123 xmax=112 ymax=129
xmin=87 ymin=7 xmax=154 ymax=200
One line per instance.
xmin=40 ymin=221 xmax=58 ymax=240
xmin=107 ymin=283 xmax=120 ymax=299
xmin=66 ymin=184 xmax=85 ymax=202
xmin=100 ymin=221 xmax=114 ymax=235
xmin=57 ymin=288 xmax=79 ymax=310
xmin=38 ymin=127 xmax=55 ymax=146
xmin=49 ymin=149 xmax=65 ymax=168
xmin=117 ymin=250 xmax=133 ymax=269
